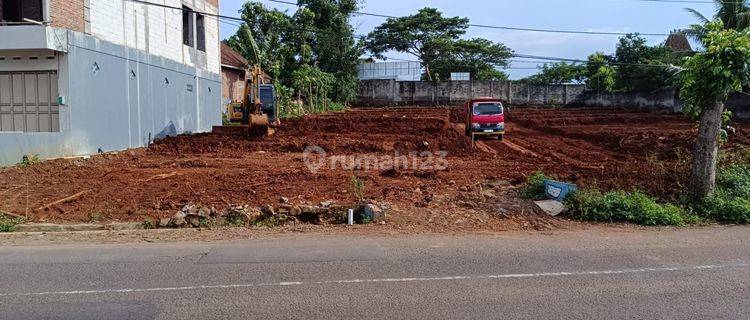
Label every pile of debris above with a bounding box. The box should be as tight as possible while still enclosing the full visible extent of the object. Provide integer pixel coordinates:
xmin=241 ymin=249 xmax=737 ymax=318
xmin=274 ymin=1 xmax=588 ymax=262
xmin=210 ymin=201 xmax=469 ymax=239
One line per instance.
xmin=158 ymin=199 xmax=389 ymax=229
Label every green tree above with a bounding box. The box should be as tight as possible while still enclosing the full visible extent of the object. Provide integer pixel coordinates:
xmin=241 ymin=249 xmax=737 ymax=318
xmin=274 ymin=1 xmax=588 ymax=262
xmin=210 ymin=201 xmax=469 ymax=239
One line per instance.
xmin=226 ymin=2 xmax=296 ymax=81
xmin=430 ymin=38 xmax=513 ymax=81
xmin=298 ymin=0 xmax=362 ymax=102
xmin=584 ymin=53 xmax=616 ymax=92
xmin=227 ymin=1 xmax=361 ymax=106
xmin=687 ymin=0 xmax=750 ymax=41
xmin=365 ymin=8 xmax=469 ymax=81
xmin=680 ymin=21 xmax=750 ymax=199
xmin=613 ymin=34 xmax=677 ymax=92
xmin=523 ymin=62 xmax=585 ymax=85
xmin=292 ymin=65 xmax=336 ymax=112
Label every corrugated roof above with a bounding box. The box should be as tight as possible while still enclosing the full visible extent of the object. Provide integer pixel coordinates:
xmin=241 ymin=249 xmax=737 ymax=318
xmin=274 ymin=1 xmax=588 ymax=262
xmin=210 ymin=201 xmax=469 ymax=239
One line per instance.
xmin=221 ymin=42 xmax=249 ymax=69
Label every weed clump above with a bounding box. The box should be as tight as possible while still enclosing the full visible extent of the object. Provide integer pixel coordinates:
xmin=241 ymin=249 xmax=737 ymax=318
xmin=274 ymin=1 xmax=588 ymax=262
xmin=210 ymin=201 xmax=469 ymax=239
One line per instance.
xmin=565 ymin=190 xmax=699 ymax=226
xmin=692 ymin=165 xmax=750 ymax=224
xmin=521 ymin=172 xmax=551 ymax=200
xmin=0 ymin=214 xmax=25 ymax=232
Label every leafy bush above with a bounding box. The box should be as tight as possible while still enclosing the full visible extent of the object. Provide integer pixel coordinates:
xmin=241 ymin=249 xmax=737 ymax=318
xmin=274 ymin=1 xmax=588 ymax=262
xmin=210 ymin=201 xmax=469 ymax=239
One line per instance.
xmin=0 ymin=214 xmax=25 ymax=232
xmin=328 ymin=102 xmax=347 ymax=113
xmin=18 ymin=154 xmax=41 ymax=167
xmin=698 ymin=191 xmax=750 ymax=224
xmin=521 ymin=172 xmax=551 ymax=200
xmin=351 ymin=175 xmax=365 ymax=202
xmin=565 ymin=190 xmax=697 ymax=226
xmin=717 ymin=165 xmax=750 ymax=198
xmin=693 ymin=165 xmax=750 ymax=224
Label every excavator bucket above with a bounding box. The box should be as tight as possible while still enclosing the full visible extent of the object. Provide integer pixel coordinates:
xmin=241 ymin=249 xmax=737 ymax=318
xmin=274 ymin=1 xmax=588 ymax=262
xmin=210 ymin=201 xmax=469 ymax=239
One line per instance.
xmin=213 ymin=120 xmax=274 ymax=138
xmin=212 ymin=114 xmax=271 ymax=138
xmin=248 ymin=114 xmax=270 ymax=137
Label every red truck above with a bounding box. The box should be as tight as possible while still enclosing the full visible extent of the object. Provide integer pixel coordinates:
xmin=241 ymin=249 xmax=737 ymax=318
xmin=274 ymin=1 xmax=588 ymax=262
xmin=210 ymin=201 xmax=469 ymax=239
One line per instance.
xmin=464 ymin=97 xmax=505 ymax=141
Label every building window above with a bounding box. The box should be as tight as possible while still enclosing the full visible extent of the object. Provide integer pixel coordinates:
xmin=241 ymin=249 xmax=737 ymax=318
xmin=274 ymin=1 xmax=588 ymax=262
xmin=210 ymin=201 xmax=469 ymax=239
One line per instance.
xmin=182 ymin=5 xmax=193 ymax=47
xmin=182 ymin=5 xmax=206 ymax=51
xmin=1 ymin=0 xmax=44 ymax=23
xmin=196 ymin=13 xmax=206 ymax=52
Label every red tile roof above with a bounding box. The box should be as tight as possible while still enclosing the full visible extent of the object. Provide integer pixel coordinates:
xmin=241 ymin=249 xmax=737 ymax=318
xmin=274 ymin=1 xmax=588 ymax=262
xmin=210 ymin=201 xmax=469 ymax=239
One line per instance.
xmin=665 ymin=33 xmax=693 ymax=52
xmin=221 ymin=42 xmax=248 ymax=69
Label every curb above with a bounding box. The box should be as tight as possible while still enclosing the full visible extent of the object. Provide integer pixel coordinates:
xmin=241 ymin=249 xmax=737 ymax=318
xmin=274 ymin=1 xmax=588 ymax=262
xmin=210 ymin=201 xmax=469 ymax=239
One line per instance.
xmin=13 ymin=222 xmax=145 ymax=233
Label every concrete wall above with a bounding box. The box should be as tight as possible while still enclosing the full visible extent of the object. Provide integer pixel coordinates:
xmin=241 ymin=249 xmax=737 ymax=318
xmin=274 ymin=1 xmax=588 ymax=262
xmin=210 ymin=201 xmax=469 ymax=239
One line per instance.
xmin=0 ymin=28 xmax=221 ymax=165
xmin=355 ymin=79 xmax=750 ymax=119
xmin=356 ymin=80 xmax=587 ymax=106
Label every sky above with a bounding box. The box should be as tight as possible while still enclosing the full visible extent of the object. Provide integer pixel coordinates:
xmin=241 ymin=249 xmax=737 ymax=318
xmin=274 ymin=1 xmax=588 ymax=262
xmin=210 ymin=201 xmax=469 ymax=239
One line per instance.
xmin=218 ymin=0 xmax=717 ymax=79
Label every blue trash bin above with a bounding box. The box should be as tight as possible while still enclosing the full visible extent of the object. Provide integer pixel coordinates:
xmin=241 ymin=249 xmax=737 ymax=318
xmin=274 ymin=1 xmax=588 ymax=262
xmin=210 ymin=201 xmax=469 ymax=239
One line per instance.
xmin=544 ymin=180 xmax=577 ymax=202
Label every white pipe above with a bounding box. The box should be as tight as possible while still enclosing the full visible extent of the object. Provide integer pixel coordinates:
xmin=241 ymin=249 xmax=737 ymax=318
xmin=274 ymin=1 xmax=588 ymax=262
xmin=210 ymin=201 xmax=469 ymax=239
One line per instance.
xmin=348 ymin=209 xmax=354 ymax=225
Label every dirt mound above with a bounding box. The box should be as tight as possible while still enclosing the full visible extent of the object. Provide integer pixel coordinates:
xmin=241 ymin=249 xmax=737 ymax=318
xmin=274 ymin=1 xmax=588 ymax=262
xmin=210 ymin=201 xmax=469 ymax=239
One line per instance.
xmin=150 ymin=108 xmax=473 ymax=157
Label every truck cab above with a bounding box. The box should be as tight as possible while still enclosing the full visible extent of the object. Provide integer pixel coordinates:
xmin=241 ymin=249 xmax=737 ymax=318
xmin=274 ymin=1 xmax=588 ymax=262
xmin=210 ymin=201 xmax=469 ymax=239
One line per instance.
xmin=465 ymin=98 xmax=505 ymax=140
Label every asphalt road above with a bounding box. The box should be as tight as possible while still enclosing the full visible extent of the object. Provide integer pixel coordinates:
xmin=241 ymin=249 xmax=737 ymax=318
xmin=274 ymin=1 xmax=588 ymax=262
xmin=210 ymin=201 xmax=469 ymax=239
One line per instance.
xmin=1 ymin=227 xmax=750 ymax=319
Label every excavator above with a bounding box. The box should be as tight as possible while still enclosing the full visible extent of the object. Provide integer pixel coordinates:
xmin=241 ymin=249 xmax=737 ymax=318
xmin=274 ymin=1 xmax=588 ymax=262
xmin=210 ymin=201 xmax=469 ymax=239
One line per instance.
xmin=213 ymin=28 xmax=275 ymax=138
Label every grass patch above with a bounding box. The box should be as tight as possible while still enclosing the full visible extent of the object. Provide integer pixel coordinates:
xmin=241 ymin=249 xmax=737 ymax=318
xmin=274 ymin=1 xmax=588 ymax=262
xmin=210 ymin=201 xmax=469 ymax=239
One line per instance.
xmin=142 ymin=219 xmax=155 ymax=230
xmin=521 ymin=172 xmax=552 ymax=200
xmin=253 ymin=216 xmax=281 ymax=228
xmin=692 ymin=164 xmax=750 ymax=224
xmin=565 ymin=190 xmax=699 ymax=226
xmin=0 ymin=214 xmax=26 ymax=232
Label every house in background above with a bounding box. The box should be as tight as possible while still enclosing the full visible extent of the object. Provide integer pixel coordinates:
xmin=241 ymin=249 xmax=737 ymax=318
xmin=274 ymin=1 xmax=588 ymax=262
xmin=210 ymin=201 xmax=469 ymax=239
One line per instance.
xmin=220 ymin=42 xmax=271 ymax=110
xmin=357 ymin=61 xmax=423 ymax=81
xmin=220 ymin=42 xmax=249 ymax=105
xmin=664 ymin=31 xmax=693 ymax=53
xmin=0 ymin=0 xmax=222 ymax=165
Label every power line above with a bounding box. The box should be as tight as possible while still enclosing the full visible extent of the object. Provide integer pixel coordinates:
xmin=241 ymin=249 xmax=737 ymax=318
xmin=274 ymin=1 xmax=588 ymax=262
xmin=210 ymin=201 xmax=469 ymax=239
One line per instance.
xmin=126 ymin=0 xmax=682 ymax=71
xmin=381 ymin=53 xmax=676 ymax=69
xmin=620 ymin=0 xmax=745 ymax=4
xmin=265 ymin=0 xmax=672 ymax=37
xmin=125 ymin=0 xmax=244 ymax=21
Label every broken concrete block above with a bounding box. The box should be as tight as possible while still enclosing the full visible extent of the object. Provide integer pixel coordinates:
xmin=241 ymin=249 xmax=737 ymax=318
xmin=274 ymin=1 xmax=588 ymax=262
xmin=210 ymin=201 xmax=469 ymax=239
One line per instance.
xmin=197 ymin=207 xmax=211 ymax=218
xmin=169 ymin=211 xmax=188 ymax=227
xmin=363 ymin=203 xmax=385 ymax=221
xmin=158 ymin=218 xmax=171 ymax=228
xmin=187 ymin=216 xmax=202 ymax=228
xmin=534 ymin=200 xmax=565 ymax=216
xmin=261 ymin=205 xmax=276 ymax=216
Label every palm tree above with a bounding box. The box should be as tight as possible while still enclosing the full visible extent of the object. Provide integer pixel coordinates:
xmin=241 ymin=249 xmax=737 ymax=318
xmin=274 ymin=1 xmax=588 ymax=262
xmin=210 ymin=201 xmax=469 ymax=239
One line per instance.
xmin=686 ymin=0 xmax=750 ymax=41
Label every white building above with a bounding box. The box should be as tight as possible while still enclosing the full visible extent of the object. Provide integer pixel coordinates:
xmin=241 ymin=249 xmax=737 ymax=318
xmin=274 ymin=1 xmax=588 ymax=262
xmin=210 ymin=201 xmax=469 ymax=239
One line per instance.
xmin=358 ymin=61 xmax=423 ymax=81
xmin=0 ymin=0 xmax=222 ymax=165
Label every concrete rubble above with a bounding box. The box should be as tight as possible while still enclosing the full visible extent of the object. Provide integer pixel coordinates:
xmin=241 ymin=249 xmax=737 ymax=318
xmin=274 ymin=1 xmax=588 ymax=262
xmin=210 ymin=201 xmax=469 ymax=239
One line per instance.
xmin=157 ymin=200 xmax=392 ymax=229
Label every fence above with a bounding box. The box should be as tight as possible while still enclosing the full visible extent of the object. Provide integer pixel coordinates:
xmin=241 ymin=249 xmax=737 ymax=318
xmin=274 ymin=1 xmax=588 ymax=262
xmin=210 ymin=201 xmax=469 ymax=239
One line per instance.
xmin=355 ymin=79 xmax=750 ymax=119
xmin=356 ymin=80 xmax=588 ymax=106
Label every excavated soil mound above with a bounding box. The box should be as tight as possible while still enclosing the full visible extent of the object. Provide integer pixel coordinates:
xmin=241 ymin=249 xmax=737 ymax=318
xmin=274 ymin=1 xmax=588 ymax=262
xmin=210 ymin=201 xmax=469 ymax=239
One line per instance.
xmin=149 ymin=108 xmax=473 ymax=157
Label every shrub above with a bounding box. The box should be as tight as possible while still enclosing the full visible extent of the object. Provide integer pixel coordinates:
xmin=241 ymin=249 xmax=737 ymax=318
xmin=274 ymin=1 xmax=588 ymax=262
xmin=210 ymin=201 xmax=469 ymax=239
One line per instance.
xmin=18 ymin=154 xmax=41 ymax=167
xmin=717 ymin=165 xmax=750 ymax=198
xmin=692 ymin=165 xmax=750 ymax=224
xmin=698 ymin=191 xmax=750 ymax=224
xmin=351 ymin=175 xmax=365 ymax=202
xmin=0 ymin=214 xmax=25 ymax=232
xmin=565 ymin=190 xmax=696 ymax=226
xmin=521 ymin=172 xmax=551 ymax=200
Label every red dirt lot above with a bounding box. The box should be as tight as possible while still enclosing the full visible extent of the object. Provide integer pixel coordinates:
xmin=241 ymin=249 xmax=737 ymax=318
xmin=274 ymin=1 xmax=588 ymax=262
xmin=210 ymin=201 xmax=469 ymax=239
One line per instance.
xmin=1 ymin=107 xmax=748 ymax=231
